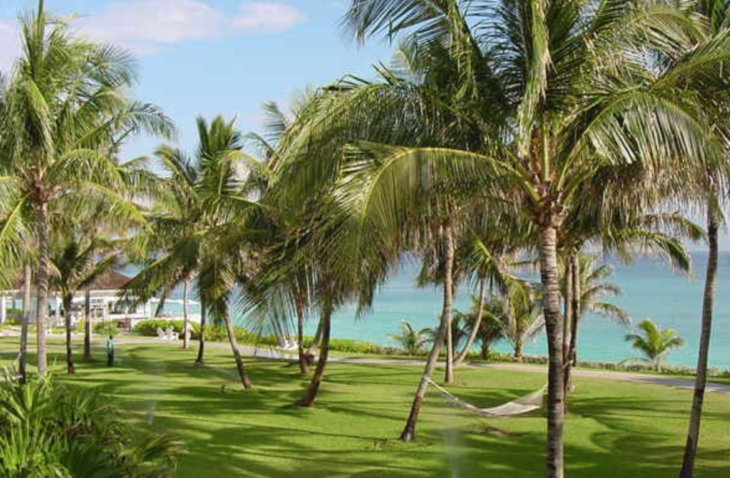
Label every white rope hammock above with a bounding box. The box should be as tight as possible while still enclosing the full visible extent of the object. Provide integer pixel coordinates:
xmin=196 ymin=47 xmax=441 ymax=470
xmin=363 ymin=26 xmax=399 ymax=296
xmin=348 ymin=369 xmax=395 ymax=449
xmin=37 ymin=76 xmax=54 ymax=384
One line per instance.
xmin=427 ymin=378 xmax=546 ymax=418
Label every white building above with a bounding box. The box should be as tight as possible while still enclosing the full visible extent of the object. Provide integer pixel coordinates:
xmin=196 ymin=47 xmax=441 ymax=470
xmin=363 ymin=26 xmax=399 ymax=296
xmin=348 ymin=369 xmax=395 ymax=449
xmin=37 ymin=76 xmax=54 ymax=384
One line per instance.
xmin=0 ymin=272 xmax=200 ymax=330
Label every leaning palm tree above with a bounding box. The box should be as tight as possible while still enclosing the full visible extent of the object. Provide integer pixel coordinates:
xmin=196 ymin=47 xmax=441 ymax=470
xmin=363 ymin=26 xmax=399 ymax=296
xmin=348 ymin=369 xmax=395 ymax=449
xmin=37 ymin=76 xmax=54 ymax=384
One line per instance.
xmin=245 ymin=199 xmax=371 ymax=407
xmin=124 ymin=116 xmax=258 ymax=389
xmin=335 ymin=4 xmax=730 ymax=474
xmin=0 ymin=2 xmax=172 ymax=377
xmin=389 ymin=321 xmax=431 ymax=356
xmin=242 ymin=99 xmax=319 ymax=375
xmin=624 ymin=318 xmax=684 ymax=372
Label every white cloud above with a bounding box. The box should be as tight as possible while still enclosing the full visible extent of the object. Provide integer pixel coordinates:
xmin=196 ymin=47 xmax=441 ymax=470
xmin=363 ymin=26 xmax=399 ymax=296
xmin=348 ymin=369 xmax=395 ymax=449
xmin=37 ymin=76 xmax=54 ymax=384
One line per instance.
xmin=0 ymin=1 xmax=307 ymax=65
xmin=75 ymin=0 xmax=228 ymax=53
xmin=77 ymin=0 xmax=306 ymax=53
xmin=233 ymin=2 xmax=307 ymax=33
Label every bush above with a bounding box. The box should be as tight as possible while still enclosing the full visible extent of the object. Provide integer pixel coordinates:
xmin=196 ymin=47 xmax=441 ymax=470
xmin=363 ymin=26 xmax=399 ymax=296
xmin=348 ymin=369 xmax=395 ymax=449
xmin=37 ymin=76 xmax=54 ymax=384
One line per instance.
xmin=0 ymin=376 xmax=183 ymax=477
xmin=3 ymin=309 xmax=23 ymax=325
xmin=131 ymin=320 xmax=384 ymax=353
xmin=95 ymin=321 xmax=119 ymax=337
xmin=133 ymin=319 xmax=200 ymax=338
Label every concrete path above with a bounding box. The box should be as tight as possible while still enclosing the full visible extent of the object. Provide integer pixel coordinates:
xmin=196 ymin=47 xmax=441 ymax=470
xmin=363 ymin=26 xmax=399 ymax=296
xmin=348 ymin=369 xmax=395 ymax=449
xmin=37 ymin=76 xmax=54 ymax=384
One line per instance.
xmin=2 ymin=335 xmax=729 ymax=395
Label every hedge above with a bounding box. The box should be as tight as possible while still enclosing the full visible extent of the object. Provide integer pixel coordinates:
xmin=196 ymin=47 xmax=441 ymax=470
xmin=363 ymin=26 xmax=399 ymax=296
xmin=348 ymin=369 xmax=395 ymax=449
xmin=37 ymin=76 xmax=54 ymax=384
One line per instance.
xmin=131 ymin=319 xmax=383 ymax=354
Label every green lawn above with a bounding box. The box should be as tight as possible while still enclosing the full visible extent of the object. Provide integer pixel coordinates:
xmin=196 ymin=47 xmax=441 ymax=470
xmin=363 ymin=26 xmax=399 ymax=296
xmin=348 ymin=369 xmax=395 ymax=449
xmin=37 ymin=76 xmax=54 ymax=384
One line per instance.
xmin=1 ymin=338 xmax=729 ymax=478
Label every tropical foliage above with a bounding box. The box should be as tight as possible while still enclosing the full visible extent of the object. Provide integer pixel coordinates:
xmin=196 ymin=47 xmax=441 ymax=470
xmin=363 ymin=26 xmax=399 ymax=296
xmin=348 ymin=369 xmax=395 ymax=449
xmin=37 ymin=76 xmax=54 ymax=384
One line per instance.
xmin=0 ymin=375 xmax=182 ymax=478
xmin=388 ymin=321 xmax=432 ymax=356
xmin=1 ymin=1 xmax=728 ymax=478
xmin=0 ymin=2 xmax=171 ymax=380
xmin=624 ymin=319 xmax=685 ymax=372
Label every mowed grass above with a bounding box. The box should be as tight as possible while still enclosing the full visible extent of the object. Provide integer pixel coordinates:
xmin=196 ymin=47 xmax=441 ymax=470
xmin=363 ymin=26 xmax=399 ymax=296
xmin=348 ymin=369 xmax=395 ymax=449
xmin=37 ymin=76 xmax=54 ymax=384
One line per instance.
xmin=1 ymin=338 xmax=729 ymax=478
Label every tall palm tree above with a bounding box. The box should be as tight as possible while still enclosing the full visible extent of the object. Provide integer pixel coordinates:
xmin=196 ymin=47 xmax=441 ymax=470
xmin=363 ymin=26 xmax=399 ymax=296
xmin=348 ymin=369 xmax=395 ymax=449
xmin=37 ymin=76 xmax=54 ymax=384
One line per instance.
xmin=336 ymin=4 xmax=730 ymax=475
xmin=125 ymin=116 xmax=258 ymax=389
xmin=243 ymin=99 xmax=318 ymax=375
xmin=624 ymin=318 xmax=685 ymax=372
xmin=0 ymin=2 xmax=172 ymax=377
xmin=672 ymin=2 xmax=730 ymax=474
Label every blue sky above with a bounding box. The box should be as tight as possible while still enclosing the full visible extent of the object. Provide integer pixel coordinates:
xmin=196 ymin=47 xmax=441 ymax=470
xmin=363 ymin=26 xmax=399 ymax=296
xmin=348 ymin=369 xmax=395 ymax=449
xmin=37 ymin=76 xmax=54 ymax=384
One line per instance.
xmin=1 ymin=0 xmax=726 ymax=250
xmin=0 ymin=0 xmax=392 ymax=158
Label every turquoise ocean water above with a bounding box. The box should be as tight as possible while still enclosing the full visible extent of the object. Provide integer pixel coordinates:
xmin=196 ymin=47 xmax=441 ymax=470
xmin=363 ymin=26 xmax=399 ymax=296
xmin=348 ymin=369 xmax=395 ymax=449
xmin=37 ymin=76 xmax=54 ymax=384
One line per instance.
xmin=156 ymin=252 xmax=730 ymax=369
xmin=322 ymin=252 xmax=730 ymax=368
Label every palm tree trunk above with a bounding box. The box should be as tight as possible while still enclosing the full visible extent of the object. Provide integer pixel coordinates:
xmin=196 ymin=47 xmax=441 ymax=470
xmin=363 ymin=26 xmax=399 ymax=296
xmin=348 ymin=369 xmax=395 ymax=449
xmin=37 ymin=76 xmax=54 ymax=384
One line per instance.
xmin=83 ymin=289 xmax=92 ymax=361
xmin=401 ymin=220 xmax=455 ymax=442
xmin=455 ymin=279 xmax=486 ymax=365
xmin=295 ymin=294 xmax=309 ymax=375
xmin=480 ymin=340 xmax=490 ymax=360
xmin=538 ymin=223 xmax=566 ymax=478
xmin=182 ymin=278 xmax=190 ymax=349
xmin=154 ymin=287 xmax=170 ymax=318
xmin=562 ymin=257 xmax=573 ymax=367
xmin=444 ymin=221 xmax=455 ymax=385
xmin=680 ymin=204 xmax=718 ymax=478
xmin=515 ymin=341 xmax=523 ymax=361
xmin=306 ymin=318 xmax=324 ymax=355
xmin=565 ymin=254 xmax=580 ymax=395
xmin=223 ymin=313 xmax=252 ymax=389
xmin=34 ymin=203 xmax=50 ymax=377
xmin=63 ymin=295 xmax=75 ymax=374
xmin=18 ymin=265 xmax=32 ymax=384
xmin=297 ymin=302 xmax=332 ymax=407
xmin=195 ymin=300 xmax=207 ymax=366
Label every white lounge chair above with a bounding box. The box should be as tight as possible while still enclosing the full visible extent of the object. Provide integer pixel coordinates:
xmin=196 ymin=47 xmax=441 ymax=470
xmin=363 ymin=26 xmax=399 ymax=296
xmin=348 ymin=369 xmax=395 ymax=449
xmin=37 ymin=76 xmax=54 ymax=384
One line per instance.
xmin=165 ymin=327 xmax=179 ymax=341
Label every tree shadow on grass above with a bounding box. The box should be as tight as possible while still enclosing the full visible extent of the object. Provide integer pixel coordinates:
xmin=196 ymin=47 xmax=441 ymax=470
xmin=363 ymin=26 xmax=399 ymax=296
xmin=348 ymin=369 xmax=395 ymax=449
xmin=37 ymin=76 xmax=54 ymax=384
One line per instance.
xmin=44 ymin=343 xmax=730 ymax=478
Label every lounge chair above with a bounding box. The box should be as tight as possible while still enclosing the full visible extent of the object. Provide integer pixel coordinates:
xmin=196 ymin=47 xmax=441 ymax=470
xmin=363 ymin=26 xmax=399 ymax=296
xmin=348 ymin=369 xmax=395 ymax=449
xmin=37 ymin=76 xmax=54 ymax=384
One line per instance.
xmin=165 ymin=327 xmax=179 ymax=341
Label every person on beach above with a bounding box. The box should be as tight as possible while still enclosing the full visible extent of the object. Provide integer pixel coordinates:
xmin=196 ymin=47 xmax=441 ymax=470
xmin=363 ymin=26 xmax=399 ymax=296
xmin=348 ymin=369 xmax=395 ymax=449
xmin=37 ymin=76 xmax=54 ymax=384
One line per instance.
xmin=106 ymin=335 xmax=115 ymax=367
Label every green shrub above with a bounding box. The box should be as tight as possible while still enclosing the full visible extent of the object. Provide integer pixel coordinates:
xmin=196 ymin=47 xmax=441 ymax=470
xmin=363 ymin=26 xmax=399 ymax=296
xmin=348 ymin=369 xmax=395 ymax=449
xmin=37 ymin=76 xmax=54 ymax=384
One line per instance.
xmin=195 ymin=325 xmax=278 ymax=346
xmin=131 ymin=320 xmax=384 ymax=353
xmin=133 ymin=319 xmax=200 ymax=338
xmin=4 ymin=316 xmax=22 ymax=326
xmin=0 ymin=376 xmax=183 ymax=477
xmin=95 ymin=321 xmax=119 ymax=337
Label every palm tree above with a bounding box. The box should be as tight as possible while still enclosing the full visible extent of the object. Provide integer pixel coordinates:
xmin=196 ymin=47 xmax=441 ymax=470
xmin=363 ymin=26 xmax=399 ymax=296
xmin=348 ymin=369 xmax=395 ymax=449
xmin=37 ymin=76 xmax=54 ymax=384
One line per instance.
xmin=454 ymin=232 xmax=524 ymax=365
xmin=18 ymin=264 xmax=33 ymax=382
xmin=453 ymin=299 xmax=504 ymax=361
xmin=0 ymin=2 xmax=172 ymax=377
xmin=560 ymin=254 xmax=630 ymax=390
xmin=125 ymin=116 xmax=258 ymax=389
xmin=243 ymin=99 xmax=318 ymax=375
xmin=490 ymin=282 xmax=545 ymax=361
xmin=624 ymin=319 xmax=685 ymax=372
xmin=389 ymin=321 xmax=431 ymax=356
xmin=246 ymin=201 xmax=368 ymax=407
xmin=336 ymin=4 xmax=730 ymax=473
xmin=49 ymin=231 xmax=120 ymax=374
xmin=672 ymin=2 xmax=730 ymax=474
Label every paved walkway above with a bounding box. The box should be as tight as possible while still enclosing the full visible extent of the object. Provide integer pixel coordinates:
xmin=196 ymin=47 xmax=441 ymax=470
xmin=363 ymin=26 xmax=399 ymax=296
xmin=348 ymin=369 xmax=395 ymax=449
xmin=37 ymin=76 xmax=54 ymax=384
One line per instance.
xmin=3 ymin=336 xmax=729 ymax=395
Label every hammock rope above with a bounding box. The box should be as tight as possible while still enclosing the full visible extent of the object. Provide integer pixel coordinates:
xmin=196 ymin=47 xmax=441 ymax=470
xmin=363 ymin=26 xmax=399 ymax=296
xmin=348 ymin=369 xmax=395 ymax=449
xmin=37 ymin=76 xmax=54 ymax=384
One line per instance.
xmin=427 ymin=378 xmax=546 ymax=418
